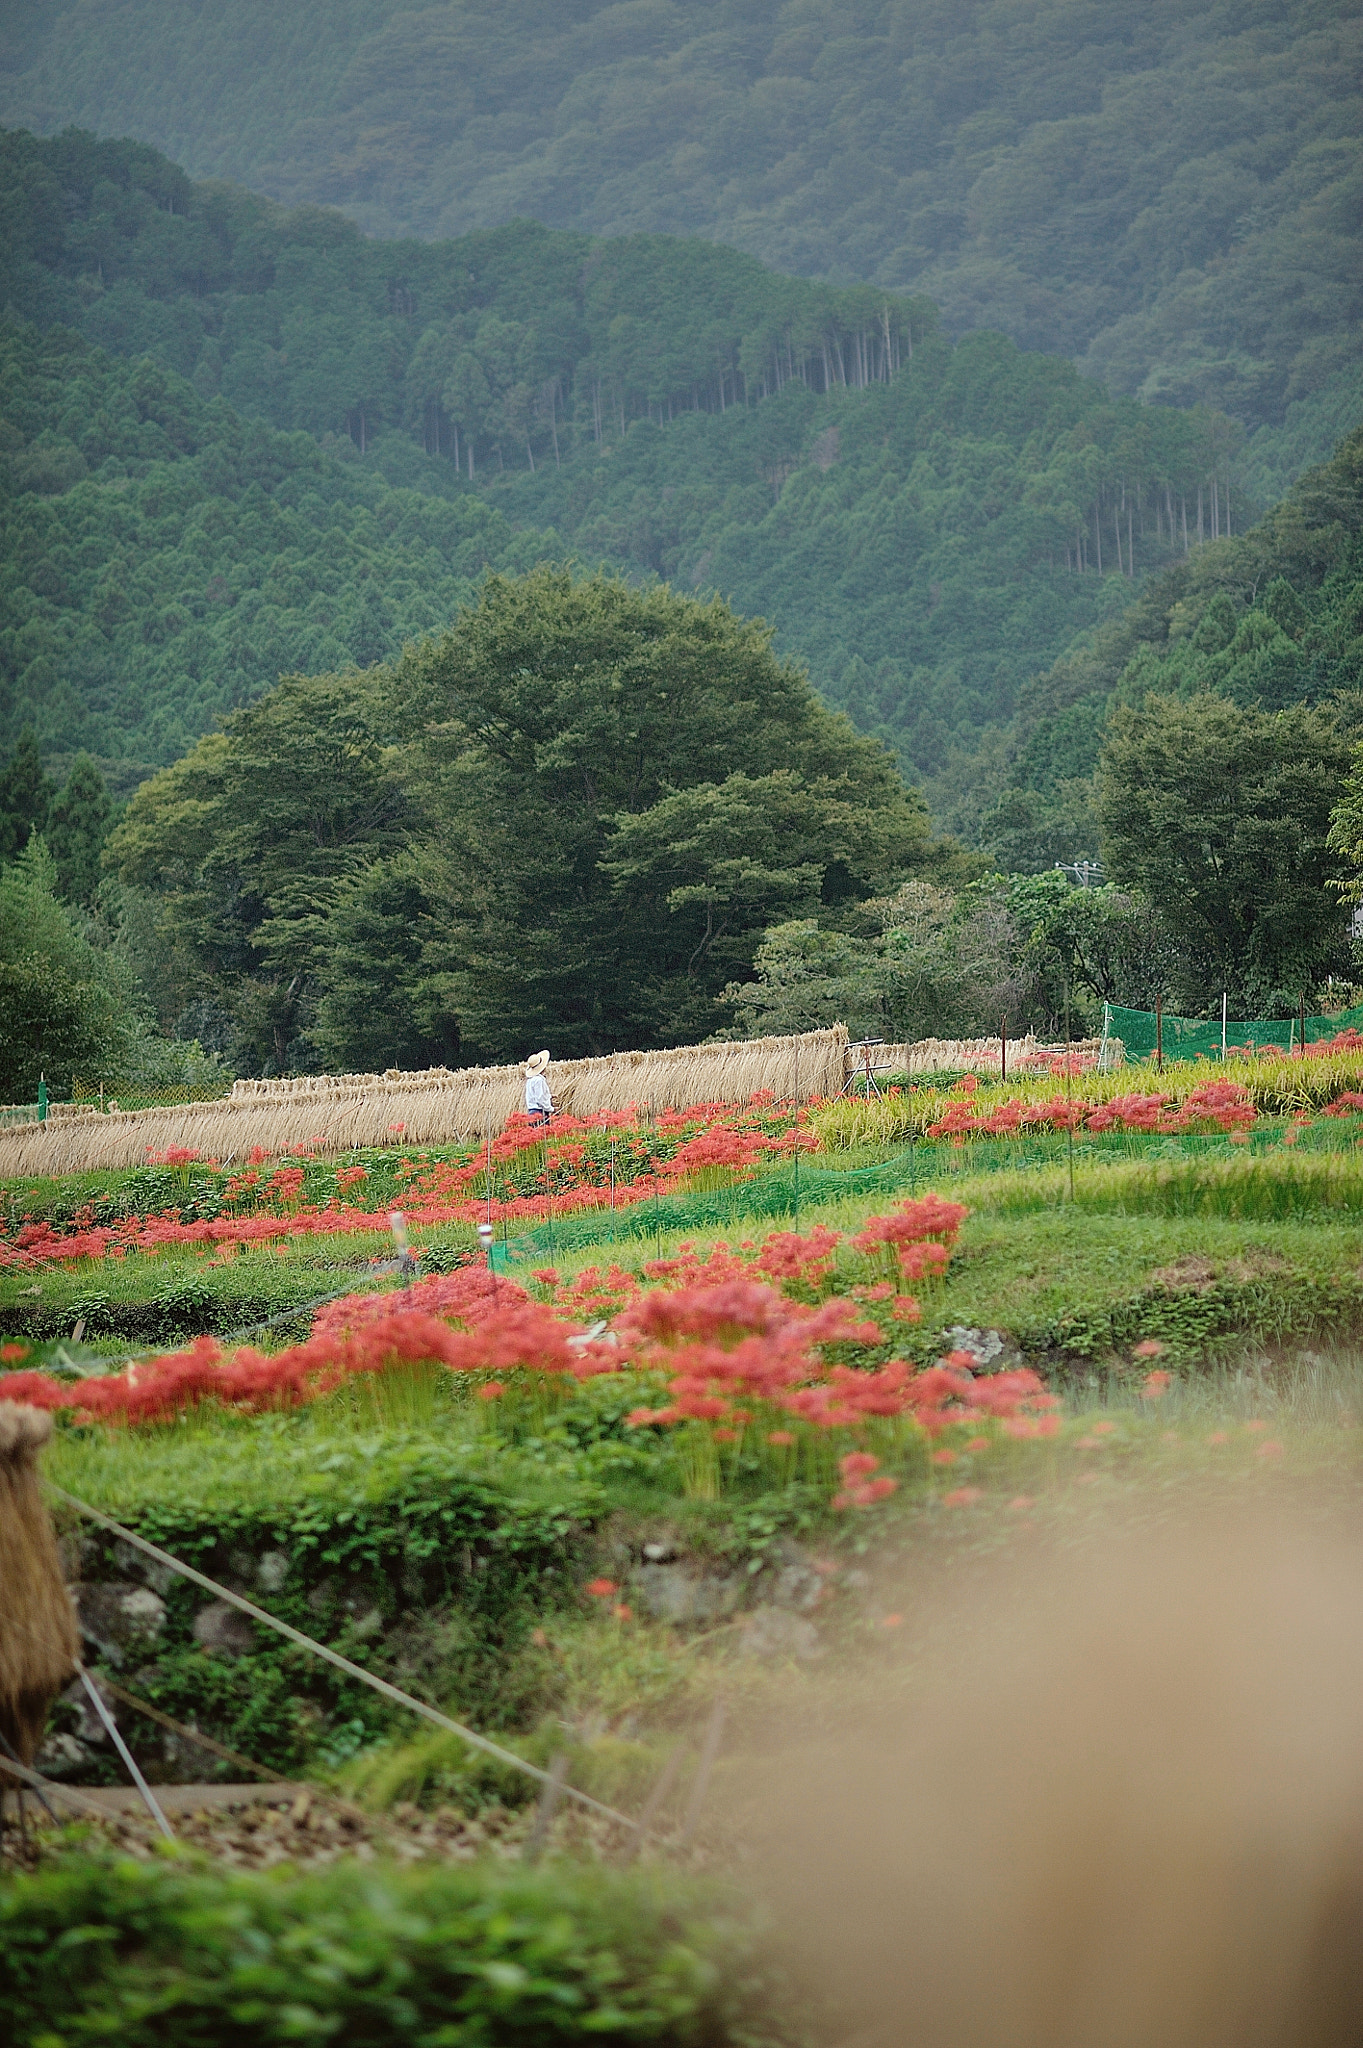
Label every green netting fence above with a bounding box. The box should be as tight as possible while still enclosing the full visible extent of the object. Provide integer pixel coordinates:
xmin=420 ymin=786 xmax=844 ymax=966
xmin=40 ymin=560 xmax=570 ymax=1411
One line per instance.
xmin=1104 ymin=1002 xmax=1363 ymax=1064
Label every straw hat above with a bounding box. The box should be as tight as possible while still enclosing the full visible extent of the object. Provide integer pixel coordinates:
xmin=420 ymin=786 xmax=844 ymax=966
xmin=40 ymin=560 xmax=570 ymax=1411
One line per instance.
xmin=524 ymin=1050 xmax=551 ymax=1076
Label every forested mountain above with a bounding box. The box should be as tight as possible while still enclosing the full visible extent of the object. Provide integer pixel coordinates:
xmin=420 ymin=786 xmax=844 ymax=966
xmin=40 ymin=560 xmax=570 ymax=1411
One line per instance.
xmin=2 ymin=0 xmax=1358 ymax=444
xmin=983 ymin=423 xmax=1363 ymax=867
xmin=2 ymin=130 xmax=1245 ymax=781
xmin=0 ymin=320 xmax=563 ymax=766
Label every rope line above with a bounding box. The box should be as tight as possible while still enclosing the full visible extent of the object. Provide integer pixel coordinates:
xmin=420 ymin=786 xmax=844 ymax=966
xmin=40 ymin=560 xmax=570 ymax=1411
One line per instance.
xmin=48 ymin=1484 xmax=639 ymax=1833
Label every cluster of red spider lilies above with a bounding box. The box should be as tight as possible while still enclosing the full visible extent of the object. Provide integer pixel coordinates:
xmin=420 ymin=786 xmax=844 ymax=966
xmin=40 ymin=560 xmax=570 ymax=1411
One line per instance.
xmin=0 ymin=1192 xmax=1059 ymax=1505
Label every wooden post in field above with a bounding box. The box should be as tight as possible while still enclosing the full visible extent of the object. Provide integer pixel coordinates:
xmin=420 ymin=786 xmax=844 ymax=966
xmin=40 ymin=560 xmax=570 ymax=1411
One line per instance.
xmin=1155 ymin=997 xmax=1163 ymax=1073
xmin=1300 ymin=991 xmax=1307 ymax=1058
xmin=1000 ymin=1018 xmax=1007 ymax=1083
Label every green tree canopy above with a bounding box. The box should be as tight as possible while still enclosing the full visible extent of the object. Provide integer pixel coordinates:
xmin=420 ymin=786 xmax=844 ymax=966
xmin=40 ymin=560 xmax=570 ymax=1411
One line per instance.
xmin=400 ymin=568 xmax=932 ymax=1060
xmin=107 ymin=672 xmax=412 ymax=1071
xmin=1097 ymin=694 xmax=1356 ymax=1013
xmin=0 ymin=838 xmax=134 ymax=1098
xmin=110 ymin=569 xmax=934 ymax=1070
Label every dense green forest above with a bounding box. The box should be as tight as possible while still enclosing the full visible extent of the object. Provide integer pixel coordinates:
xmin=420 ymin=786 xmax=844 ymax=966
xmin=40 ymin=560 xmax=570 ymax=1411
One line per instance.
xmin=983 ymin=424 xmax=1363 ymax=868
xmin=2 ymin=0 xmax=1358 ymax=446
xmin=0 ymin=320 xmax=563 ymax=768
xmin=3 ymin=129 xmax=1251 ymax=780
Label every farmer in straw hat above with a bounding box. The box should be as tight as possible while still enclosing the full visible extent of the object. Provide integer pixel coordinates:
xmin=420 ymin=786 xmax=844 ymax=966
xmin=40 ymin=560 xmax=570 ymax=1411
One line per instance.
xmin=523 ymin=1050 xmax=554 ymax=1126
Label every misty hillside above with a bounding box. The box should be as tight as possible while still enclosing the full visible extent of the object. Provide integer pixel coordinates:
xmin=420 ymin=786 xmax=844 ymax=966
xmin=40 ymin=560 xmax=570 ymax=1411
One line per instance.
xmin=1 ymin=0 xmax=1359 ymax=441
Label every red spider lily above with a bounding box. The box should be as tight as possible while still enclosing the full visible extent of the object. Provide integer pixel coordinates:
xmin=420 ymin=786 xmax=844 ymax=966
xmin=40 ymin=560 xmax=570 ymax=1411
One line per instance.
xmin=751 ymin=1226 xmax=842 ymax=1283
xmin=1139 ymin=1369 xmax=1174 ymax=1399
xmin=1083 ymin=1092 xmax=1170 ymax=1133
xmin=1166 ymin=1081 xmax=1256 ymax=1134
xmin=1133 ymin=1338 xmax=1166 ymax=1358
xmin=1 ymin=1342 xmax=30 ymax=1363
xmin=586 ymin=1577 xmax=618 ymax=1597
xmin=0 ymin=1369 xmax=67 ymax=1408
xmin=833 ymin=1475 xmax=897 ymax=1510
xmin=851 ymin=1194 xmax=968 ymax=1280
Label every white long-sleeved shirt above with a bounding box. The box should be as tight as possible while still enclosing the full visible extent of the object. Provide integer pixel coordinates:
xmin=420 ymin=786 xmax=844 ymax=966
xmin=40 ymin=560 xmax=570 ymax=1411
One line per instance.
xmin=525 ymin=1072 xmax=552 ymax=1113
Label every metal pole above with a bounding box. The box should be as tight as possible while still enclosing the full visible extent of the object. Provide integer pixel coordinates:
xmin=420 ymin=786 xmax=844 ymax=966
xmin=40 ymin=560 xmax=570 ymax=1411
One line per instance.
xmin=1000 ymin=1017 xmax=1007 ymax=1083
xmin=1300 ymin=990 xmax=1307 ymax=1058
xmin=522 ymin=1750 xmax=570 ymax=1863
xmin=1064 ymin=984 xmax=1075 ymax=1204
xmin=1156 ymin=997 xmax=1163 ymax=1074
xmin=678 ymin=1699 xmax=726 ymax=1849
xmin=621 ymin=1741 xmax=686 ymax=1864
xmin=792 ymin=1036 xmax=800 ymax=1232
xmin=77 ymin=1666 xmax=175 ymax=1841
xmin=1221 ymin=992 xmax=1227 ymax=1057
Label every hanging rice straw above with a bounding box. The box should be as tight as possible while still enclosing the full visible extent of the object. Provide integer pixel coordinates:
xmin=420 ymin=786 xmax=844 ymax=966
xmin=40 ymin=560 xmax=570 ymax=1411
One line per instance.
xmin=0 ymin=1028 xmax=849 ymax=1176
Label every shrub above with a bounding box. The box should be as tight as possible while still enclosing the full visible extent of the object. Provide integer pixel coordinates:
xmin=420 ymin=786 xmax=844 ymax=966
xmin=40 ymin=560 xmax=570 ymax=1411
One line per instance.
xmin=0 ymin=1852 xmax=797 ymax=2047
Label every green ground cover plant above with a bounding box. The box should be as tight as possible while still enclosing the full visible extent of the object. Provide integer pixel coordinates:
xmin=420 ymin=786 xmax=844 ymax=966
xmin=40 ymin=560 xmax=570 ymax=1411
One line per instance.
xmin=0 ymin=1853 xmax=793 ymax=2048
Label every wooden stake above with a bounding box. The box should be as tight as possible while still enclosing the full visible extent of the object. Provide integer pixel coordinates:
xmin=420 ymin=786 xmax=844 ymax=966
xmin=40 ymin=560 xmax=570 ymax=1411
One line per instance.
xmin=1155 ymin=997 xmax=1163 ymax=1073
xmin=1000 ymin=1017 xmax=1007 ymax=1083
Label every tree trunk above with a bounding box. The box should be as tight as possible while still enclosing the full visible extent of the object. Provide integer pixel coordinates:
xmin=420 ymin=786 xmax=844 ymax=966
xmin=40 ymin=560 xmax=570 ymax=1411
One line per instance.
xmin=1128 ymin=501 xmax=1134 ymax=576
xmin=1094 ymin=500 xmax=1102 ymax=575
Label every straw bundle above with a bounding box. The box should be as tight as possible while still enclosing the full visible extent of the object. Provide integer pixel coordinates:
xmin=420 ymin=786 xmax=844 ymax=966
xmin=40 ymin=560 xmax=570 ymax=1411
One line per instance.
xmin=0 ymin=1404 xmax=79 ymax=1766
xmin=872 ymin=1035 xmax=1106 ymax=1075
xmin=0 ymin=1027 xmax=849 ymax=1176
